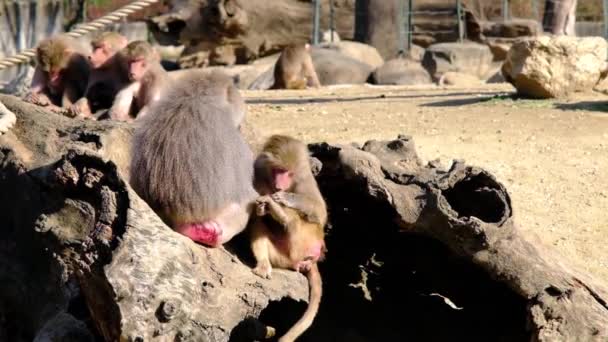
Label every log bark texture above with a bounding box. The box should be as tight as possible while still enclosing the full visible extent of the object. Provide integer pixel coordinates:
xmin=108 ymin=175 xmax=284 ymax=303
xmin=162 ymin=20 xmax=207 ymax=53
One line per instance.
xmin=307 ymin=136 xmax=608 ymax=341
xmin=0 ymin=94 xmax=606 ymax=341
xmin=0 ymin=94 xmax=305 ymax=341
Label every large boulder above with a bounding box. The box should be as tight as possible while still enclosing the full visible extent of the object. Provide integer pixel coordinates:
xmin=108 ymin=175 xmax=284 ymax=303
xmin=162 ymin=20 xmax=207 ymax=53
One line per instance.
xmin=318 ymin=41 xmax=384 ymax=69
xmin=502 ymin=36 xmax=608 ymax=98
xmin=422 ymin=42 xmax=494 ymax=80
xmin=248 ymin=48 xmax=374 ymax=89
xmin=311 ymin=48 xmax=374 ymax=85
xmin=371 ymin=59 xmax=432 ymax=85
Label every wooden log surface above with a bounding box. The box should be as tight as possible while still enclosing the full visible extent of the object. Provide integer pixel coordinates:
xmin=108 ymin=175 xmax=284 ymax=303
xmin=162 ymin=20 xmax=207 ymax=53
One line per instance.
xmin=0 ymin=95 xmax=606 ymax=341
xmin=0 ymin=94 xmax=306 ymax=341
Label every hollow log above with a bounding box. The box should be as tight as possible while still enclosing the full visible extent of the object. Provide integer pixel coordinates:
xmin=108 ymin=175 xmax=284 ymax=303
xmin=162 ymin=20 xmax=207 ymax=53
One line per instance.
xmin=0 ymin=94 xmax=305 ymax=341
xmin=0 ymin=94 xmax=606 ymax=341
xmin=303 ymin=136 xmax=608 ymax=341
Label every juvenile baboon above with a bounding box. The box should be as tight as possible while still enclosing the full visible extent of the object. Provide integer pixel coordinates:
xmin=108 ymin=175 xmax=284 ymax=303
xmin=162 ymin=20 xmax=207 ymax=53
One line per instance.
xmin=130 ymin=70 xmax=257 ymax=247
xmin=251 ymin=134 xmax=328 ymax=342
xmin=109 ymin=41 xmax=169 ymax=122
xmin=69 ymin=32 xmax=130 ymax=119
xmin=26 ymin=34 xmax=91 ymax=111
xmin=271 ymin=44 xmax=322 ymax=90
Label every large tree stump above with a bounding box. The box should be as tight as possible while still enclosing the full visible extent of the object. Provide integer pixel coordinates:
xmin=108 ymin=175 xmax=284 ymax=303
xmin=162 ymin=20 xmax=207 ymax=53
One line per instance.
xmin=0 ymin=95 xmax=306 ymax=341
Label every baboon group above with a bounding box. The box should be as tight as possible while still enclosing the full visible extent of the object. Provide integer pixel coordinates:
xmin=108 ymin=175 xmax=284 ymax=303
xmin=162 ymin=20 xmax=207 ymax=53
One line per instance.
xmin=24 ymin=32 xmax=326 ymax=341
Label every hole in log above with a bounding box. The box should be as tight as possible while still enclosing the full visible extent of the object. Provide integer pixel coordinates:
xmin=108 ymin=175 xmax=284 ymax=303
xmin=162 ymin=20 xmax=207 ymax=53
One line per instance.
xmin=443 ymin=174 xmax=508 ymax=224
xmin=249 ymin=184 xmax=528 ymax=341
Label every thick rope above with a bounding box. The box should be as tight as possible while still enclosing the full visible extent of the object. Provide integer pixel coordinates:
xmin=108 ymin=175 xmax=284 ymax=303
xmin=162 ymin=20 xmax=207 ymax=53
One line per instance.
xmin=0 ymin=0 xmax=160 ymax=70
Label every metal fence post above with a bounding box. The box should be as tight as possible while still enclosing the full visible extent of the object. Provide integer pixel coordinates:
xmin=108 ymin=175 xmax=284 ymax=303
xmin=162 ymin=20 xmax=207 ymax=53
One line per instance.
xmin=329 ymin=0 xmax=335 ymax=42
xmin=312 ymin=0 xmax=321 ymax=45
xmin=397 ymin=0 xmax=405 ymax=54
xmin=604 ymin=0 xmax=608 ymax=38
xmin=503 ymin=0 xmax=509 ymax=21
xmin=407 ymin=0 xmax=413 ymax=52
xmin=456 ymin=0 xmax=464 ymax=43
xmin=532 ymin=0 xmax=539 ymax=20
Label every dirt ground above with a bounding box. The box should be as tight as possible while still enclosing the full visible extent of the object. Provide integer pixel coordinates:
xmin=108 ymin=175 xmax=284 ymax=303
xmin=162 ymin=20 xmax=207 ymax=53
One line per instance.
xmin=243 ymin=83 xmax=608 ymax=284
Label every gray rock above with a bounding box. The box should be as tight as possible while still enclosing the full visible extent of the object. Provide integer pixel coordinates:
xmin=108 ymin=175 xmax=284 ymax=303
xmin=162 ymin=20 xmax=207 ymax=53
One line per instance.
xmin=422 ymin=42 xmax=494 ymax=80
xmin=371 ymin=59 xmax=432 ymax=85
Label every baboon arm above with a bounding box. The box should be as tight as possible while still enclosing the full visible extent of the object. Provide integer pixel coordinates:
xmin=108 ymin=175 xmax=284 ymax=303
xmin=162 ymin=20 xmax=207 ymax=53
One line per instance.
xmin=30 ymin=68 xmax=46 ymax=93
xmin=272 ymin=192 xmax=325 ymax=225
xmin=109 ymin=83 xmax=138 ymax=121
xmin=62 ymin=85 xmax=80 ymax=107
xmin=258 ymin=196 xmax=298 ymax=232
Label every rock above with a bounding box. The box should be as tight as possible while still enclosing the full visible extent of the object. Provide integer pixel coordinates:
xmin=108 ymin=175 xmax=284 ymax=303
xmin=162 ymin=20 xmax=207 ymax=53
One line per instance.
xmin=371 ymin=59 xmax=432 ymax=85
xmin=502 ymin=36 xmax=608 ymax=98
xmin=405 ymin=44 xmax=425 ymax=62
xmin=310 ymin=48 xmax=374 ymax=85
xmin=486 ymin=38 xmax=513 ymax=61
xmin=422 ymin=42 xmax=494 ymax=80
xmin=483 ymin=19 xmax=542 ymax=38
xmin=321 ymin=30 xmax=341 ymax=43
xmin=248 ymin=67 xmax=275 ymax=90
xmin=438 ymin=72 xmax=483 ymax=87
xmin=318 ymin=41 xmax=384 ymax=69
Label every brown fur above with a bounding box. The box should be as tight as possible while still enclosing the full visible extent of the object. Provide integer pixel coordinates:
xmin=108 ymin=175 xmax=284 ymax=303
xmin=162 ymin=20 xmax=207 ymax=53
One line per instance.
xmin=70 ymin=32 xmax=130 ymax=118
xmin=271 ymin=44 xmax=322 ymax=90
xmin=251 ymin=135 xmax=328 ymax=342
xmin=130 ymin=70 xmax=257 ymax=243
xmin=109 ymin=41 xmax=169 ymax=122
xmin=91 ymin=32 xmax=127 ymax=52
xmin=27 ymin=34 xmax=91 ymax=110
xmin=254 ymin=135 xmax=327 ymax=225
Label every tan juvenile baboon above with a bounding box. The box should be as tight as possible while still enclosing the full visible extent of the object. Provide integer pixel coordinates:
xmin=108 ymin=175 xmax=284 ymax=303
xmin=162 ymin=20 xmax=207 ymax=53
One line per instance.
xmin=109 ymin=40 xmax=169 ymax=122
xmin=69 ymin=32 xmax=130 ymax=119
xmin=130 ymin=70 xmax=257 ymax=247
xmin=271 ymin=44 xmax=322 ymax=90
xmin=250 ymin=134 xmax=328 ymax=342
xmin=26 ymin=34 xmax=91 ymax=112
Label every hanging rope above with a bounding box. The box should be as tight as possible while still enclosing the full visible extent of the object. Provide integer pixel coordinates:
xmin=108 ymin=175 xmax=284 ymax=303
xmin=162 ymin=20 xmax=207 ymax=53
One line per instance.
xmin=0 ymin=0 xmax=160 ymax=70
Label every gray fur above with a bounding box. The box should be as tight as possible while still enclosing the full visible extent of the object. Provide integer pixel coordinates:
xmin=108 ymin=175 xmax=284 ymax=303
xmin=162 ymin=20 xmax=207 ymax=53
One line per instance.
xmin=130 ymin=70 xmax=256 ymax=225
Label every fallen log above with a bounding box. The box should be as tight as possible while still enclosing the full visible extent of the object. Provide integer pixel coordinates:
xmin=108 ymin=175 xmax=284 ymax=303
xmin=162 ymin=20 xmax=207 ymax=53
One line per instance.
xmin=0 ymin=95 xmax=606 ymax=341
xmin=0 ymin=94 xmax=305 ymax=341
xmin=302 ymin=136 xmax=608 ymax=341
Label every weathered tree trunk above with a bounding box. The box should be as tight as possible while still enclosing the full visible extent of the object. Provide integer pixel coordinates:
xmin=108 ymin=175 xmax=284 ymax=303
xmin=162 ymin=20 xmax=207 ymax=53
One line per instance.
xmin=354 ymin=0 xmax=400 ymax=59
xmin=152 ymin=0 xmax=357 ymax=68
xmin=304 ymin=136 xmax=608 ymax=341
xmin=0 ymin=95 xmax=606 ymax=341
xmin=542 ymin=0 xmax=577 ymax=36
xmin=0 ymin=94 xmax=306 ymax=341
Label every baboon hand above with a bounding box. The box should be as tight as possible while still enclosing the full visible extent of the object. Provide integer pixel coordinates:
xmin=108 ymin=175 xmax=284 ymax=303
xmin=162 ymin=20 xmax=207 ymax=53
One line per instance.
xmin=255 ymin=195 xmax=273 ymax=216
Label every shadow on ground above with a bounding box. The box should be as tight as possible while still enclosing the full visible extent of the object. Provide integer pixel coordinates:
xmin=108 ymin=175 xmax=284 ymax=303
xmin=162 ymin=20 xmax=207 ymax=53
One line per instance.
xmin=246 ymin=91 xmax=512 ymax=106
xmin=554 ymin=101 xmax=608 ymax=113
